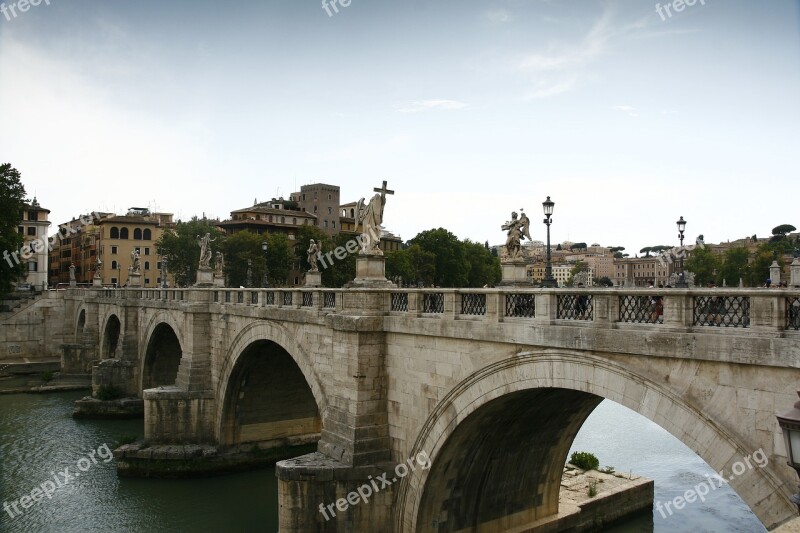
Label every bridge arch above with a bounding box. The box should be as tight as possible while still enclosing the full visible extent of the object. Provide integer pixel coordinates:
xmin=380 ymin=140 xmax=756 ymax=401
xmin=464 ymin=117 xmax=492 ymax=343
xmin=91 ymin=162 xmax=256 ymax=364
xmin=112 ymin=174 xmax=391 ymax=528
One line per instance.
xmin=100 ymin=314 xmax=121 ymax=359
xmin=140 ymin=312 xmax=184 ymax=391
xmin=75 ymin=307 xmax=86 ymax=339
xmin=396 ymin=351 xmax=793 ymax=532
xmin=216 ymin=321 xmax=327 ymax=448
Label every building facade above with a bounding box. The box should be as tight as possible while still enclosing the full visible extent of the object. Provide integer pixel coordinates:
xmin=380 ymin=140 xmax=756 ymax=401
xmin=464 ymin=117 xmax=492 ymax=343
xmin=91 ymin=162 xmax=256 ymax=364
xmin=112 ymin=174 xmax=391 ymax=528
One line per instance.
xmin=17 ymin=198 xmax=51 ymax=289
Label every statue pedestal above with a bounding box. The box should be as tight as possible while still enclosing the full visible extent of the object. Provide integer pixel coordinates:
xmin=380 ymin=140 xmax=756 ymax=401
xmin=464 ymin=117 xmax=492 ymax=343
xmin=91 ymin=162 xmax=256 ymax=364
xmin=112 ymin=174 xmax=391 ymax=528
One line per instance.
xmin=93 ymin=276 xmax=103 ymax=287
xmin=213 ymin=274 xmax=225 ymax=288
xmin=128 ymin=272 xmax=142 ymax=288
xmin=346 ymin=255 xmax=395 ymax=288
xmin=791 ymin=258 xmax=800 ymax=288
xmin=305 ymin=271 xmax=322 ymax=287
xmin=770 ymin=261 xmax=782 ymax=285
xmin=195 ymin=268 xmax=214 ymax=287
xmin=69 ymin=280 xmax=77 ymax=288
xmin=499 ymin=261 xmax=532 ymax=287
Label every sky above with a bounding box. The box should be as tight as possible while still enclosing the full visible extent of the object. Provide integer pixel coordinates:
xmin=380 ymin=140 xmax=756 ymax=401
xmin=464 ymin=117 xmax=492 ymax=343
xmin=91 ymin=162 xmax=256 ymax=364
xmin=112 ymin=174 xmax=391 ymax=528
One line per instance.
xmin=1 ymin=0 xmax=798 ymax=256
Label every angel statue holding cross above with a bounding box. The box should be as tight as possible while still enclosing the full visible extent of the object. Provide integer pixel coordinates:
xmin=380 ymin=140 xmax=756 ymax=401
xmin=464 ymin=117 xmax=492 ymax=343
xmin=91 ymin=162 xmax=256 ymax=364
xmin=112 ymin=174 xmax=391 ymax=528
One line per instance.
xmin=354 ymin=180 xmax=394 ymax=256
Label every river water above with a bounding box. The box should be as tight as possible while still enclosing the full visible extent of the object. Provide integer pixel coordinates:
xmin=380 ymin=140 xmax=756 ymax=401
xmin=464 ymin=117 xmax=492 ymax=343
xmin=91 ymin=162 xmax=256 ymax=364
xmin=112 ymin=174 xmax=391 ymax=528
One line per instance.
xmin=0 ymin=392 xmax=765 ymax=533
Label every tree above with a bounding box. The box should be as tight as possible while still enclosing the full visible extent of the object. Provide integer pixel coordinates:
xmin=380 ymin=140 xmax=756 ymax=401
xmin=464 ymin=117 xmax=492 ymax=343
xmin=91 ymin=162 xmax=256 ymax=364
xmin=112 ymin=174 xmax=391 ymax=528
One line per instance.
xmin=639 ymin=247 xmax=653 ymax=257
xmin=386 ymin=244 xmax=436 ymax=286
xmin=609 ymin=247 xmax=625 ymax=254
xmin=717 ymin=247 xmax=750 ymax=287
xmin=408 ymin=228 xmax=468 ymax=287
xmin=565 ymin=261 xmax=587 ymax=287
xmin=556 ymin=244 xmax=563 ymax=251
xmin=265 ymin=233 xmax=293 ymax=287
xmin=322 ymin=232 xmax=357 ymax=288
xmin=772 ymin=224 xmax=796 ymax=237
xmin=746 ymin=245 xmax=778 ymax=287
xmin=0 ymin=164 xmax=26 ymax=296
xmin=156 ymin=218 xmax=224 ymax=287
xmin=463 ymin=240 xmax=501 ymax=287
xmin=221 ymin=231 xmax=264 ymax=287
xmin=595 ymin=276 xmax=614 ymax=287
xmin=685 ymin=246 xmax=720 ymax=286
xmin=570 ymin=242 xmax=587 ymax=252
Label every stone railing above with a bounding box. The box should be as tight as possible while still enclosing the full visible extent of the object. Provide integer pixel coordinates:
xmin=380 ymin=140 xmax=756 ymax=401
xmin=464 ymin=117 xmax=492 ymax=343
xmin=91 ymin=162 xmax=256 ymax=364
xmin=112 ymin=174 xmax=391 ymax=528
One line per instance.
xmin=76 ymin=287 xmax=800 ymax=333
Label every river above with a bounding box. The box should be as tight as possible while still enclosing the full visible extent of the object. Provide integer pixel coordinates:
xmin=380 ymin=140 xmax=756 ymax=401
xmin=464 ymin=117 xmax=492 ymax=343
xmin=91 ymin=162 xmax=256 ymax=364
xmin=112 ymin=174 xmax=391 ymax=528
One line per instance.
xmin=0 ymin=392 xmax=765 ymax=532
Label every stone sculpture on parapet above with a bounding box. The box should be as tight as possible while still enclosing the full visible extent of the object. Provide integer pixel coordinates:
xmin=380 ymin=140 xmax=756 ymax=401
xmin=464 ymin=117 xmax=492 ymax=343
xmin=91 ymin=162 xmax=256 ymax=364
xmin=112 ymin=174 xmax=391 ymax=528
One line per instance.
xmin=195 ymin=233 xmax=216 ymax=287
xmin=499 ymin=208 xmax=533 ymax=286
xmin=355 ymin=180 xmax=394 ymax=256
xmin=305 ymin=239 xmax=322 ymax=287
xmin=501 ymin=209 xmax=532 ymax=262
xmin=346 ymin=180 xmax=396 ymax=289
xmin=93 ymin=256 xmax=103 ymax=287
xmin=128 ymin=249 xmax=143 ymax=287
xmin=213 ymin=251 xmax=225 ymax=288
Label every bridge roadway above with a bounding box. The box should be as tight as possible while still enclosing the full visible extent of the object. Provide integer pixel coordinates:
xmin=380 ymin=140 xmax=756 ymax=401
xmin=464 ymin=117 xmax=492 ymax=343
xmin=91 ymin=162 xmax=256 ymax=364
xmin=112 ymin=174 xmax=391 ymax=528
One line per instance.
xmin=51 ymin=286 xmax=800 ymax=531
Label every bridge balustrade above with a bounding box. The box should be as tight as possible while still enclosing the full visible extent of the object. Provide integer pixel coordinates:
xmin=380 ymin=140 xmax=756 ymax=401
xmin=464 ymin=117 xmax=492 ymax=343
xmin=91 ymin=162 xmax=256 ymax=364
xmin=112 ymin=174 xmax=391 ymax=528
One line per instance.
xmin=786 ymin=297 xmax=800 ymax=331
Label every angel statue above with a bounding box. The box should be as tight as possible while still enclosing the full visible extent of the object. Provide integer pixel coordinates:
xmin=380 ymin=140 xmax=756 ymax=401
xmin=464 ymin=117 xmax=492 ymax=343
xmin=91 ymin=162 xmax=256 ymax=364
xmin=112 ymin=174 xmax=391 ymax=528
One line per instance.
xmin=197 ymin=233 xmax=216 ymax=270
xmin=130 ymin=249 xmax=141 ymax=274
xmin=501 ymin=209 xmax=532 ymax=261
xmin=307 ymin=239 xmax=320 ymax=272
xmin=355 ymin=181 xmax=394 ymax=256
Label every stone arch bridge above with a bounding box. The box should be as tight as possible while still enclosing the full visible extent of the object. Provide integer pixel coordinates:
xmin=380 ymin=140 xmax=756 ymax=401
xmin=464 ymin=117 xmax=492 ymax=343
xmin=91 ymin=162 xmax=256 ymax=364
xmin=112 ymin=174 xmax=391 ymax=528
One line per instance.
xmin=53 ymin=286 xmax=800 ymax=531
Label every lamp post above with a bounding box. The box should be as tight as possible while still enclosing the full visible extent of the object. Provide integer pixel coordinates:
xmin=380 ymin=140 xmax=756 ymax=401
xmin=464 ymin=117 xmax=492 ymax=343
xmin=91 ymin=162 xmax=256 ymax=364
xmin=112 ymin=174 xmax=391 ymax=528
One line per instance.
xmin=777 ymin=391 xmax=800 ymax=512
xmin=542 ymin=196 xmax=557 ymax=288
xmin=261 ymin=240 xmax=269 ymax=288
xmin=246 ymin=258 xmax=253 ymax=288
xmin=676 ymin=216 xmax=688 ymax=288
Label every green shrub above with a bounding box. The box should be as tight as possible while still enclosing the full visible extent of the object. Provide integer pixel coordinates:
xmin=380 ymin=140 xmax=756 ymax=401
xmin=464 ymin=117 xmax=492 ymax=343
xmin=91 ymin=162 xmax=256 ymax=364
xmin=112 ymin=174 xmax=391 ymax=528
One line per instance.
xmin=570 ymin=451 xmax=600 ymax=471
xmin=588 ymin=478 xmax=598 ymax=497
xmin=96 ymin=385 xmax=123 ymax=401
xmin=41 ymin=371 xmax=54 ymax=382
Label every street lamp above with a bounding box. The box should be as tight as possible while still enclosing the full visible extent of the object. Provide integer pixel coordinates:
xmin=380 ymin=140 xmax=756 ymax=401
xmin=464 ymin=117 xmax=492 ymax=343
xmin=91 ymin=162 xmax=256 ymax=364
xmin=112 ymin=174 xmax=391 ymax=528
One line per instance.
xmin=261 ymin=240 xmax=269 ymax=288
xmin=676 ymin=216 xmax=688 ymax=288
xmin=777 ymin=391 xmax=800 ymax=512
xmin=542 ymin=196 xmax=557 ymax=288
xmin=246 ymin=258 xmax=253 ymax=288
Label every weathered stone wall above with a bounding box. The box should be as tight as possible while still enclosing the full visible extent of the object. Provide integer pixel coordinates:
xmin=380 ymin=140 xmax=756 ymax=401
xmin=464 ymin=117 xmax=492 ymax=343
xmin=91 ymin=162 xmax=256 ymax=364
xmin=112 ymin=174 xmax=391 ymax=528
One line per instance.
xmin=0 ymin=292 xmax=67 ymax=361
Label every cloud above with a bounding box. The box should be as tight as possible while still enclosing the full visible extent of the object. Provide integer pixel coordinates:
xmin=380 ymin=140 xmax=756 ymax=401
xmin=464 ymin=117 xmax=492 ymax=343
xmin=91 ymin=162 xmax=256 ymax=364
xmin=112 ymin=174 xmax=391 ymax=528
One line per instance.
xmin=613 ymin=105 xmax=639 ymax=117
xmin=486 ymin=9 xmax=512 ymax=24
xmin=525 ymin=79 xmax=575 ymax=100
xmin=393 ymin=99 xmax=469 ymax=113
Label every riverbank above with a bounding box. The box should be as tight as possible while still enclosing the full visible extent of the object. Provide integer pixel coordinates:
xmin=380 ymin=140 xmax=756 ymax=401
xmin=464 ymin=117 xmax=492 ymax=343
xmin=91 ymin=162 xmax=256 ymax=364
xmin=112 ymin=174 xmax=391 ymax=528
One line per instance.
xmin=0 ymin=362 xmax=90 ymax=394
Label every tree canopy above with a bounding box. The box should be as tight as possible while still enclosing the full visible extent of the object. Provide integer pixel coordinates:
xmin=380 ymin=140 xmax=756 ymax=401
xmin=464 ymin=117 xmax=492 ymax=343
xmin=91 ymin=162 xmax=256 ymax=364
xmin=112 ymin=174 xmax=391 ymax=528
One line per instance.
xmin=156 ymin=218 xmax=225 ymax=287
xmin=0 ymin=164 xmax=26 ymax=295
xmin=772 ymin=224 xmax=796 ymax=237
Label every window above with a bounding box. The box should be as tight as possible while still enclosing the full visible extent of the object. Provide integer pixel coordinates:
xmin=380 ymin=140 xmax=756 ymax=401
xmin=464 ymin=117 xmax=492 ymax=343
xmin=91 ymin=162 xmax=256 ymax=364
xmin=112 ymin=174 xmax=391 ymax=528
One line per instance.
xmin=314 ymin=206 xmax=317 ymax=213
xmin=332 ymin=221 xmax=336 ymax=228
xmin=328 ymin=207 xmax=332 ymax=215
xmin=133 ymin=228 xmax=142 ymax=240
xmin=156 ymin=262 xmax=161 ymax=270
xmin=111 ymin=261 xmax=118 ymax=270
xmin=27 ymin=211 xmax=37 ymax=221
xmin=135 ymin=247 xmax=141 ymax=254
xmin=110 ymin=227 xmax=119 ymax=239
xmin=27 ymin=227 xmax=36 ymax=236
xmin=28 ymin=261 xmax=37 ymax=272
xmin=120 ymin=228 xmax=129 ymax=239
xmin=293 ymin=218 xmax=297 ymax=225
xmin=302 ymin=194 xmax=306 ymax=201
xmin=350 ymin=208 xmax=355 ymax=218
xmin=111 ymin=246 xmax=118 ymax=255
xmin=144 ymin=248 xmax=150 ymax=255
xmin=143 ymin=229 xmax=152 ymax=240
xmin=281 ymin=217 xmax=285 ymax=224
xmin=111 ymin=278 xmax=118 ymax=285
xmin=145 ymin=279 xmax=150 ymax=285
xmin=314 ymin=192 xmax=318 ymax=200
xmin=324 ymin=220 xmax=328 ymax=228
xmin=144 ymin=261 xmax=150 ymax=270
xmin=328 ymin=194 xmax=331 ymax=200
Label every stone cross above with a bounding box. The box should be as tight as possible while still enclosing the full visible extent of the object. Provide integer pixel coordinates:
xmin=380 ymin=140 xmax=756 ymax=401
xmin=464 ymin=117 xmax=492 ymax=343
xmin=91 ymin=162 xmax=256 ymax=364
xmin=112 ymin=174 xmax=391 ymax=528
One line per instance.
xmin=373 ymin=180 xmax=395 ymax=201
